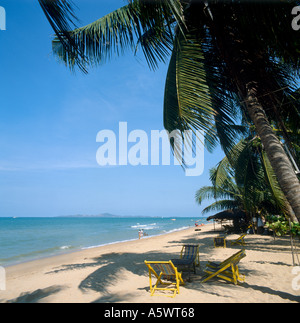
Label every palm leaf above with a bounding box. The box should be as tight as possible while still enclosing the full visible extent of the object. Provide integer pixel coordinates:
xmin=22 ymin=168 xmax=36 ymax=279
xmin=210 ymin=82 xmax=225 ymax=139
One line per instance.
xmin=211 ymin=139 xmax=247 ymax=188
xmin=195 ymin=185 xmax=236 ymax=205
xmin=51 ymin=0 xmax=184 ymax=71
xmin=202 ymin=199 xmax=240 ymax=215
xmin=260 ymin=149 xmax=289 ymax=215
xmin=163 ymin=24 xmax=248 ymax=163
xmin=38 ymin=0 xmax=87 ymax=72
xmin=52 ymin=4 xmax=137 ymax=70
xmin=163 ymin=29 xmax=216 ymax=161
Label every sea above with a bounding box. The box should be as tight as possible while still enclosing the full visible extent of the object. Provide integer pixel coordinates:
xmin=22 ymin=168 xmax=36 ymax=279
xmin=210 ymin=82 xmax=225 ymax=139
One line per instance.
xmin=0 ymin=216 xmax=207 ymax=267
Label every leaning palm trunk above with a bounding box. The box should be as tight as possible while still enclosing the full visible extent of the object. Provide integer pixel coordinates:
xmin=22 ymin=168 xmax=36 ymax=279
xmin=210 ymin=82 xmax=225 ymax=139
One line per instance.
xmin=246 ymin=87 xmax=300 ymax=222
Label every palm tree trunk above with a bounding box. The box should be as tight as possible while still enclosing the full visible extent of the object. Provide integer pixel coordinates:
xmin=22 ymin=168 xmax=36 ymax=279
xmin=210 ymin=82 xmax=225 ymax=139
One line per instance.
xmin=286 ymin=201 xmax=298 ymax=224
xmin=246 ymin=86 xmax=300 ymax=222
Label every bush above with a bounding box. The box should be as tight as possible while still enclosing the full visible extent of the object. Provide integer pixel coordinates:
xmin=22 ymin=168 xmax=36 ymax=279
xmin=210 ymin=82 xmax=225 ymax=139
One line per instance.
xmin=265 ymin=215 xmax=300 ymax=237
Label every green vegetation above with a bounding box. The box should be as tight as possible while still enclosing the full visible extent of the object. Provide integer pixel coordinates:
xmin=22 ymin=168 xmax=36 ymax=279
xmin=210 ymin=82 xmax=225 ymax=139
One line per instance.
xmin=196 ymin=134 xmax=290 ymax=216
xmin=266 ymin=215 xmax=300 ymax=237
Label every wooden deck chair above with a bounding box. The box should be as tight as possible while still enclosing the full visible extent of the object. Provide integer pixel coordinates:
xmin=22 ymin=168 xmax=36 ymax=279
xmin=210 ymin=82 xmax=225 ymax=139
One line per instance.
xmin=206 ymin=249 xmax=244 ymax=269
xmin=144 ymin=260 xmax=185 ymax=297
xmin=180 ymin=244 xmax=200 ymax=266
xmin=230 ymin=233 xmax=247 ymax=246
xmin=230 ymin=224 xmax=252 ymax=246
xmin=171 ymin=244 xmax=200 ymax=281
xmin=201 ymin=249 xmax=246 ymax=285
xmin=214 ymin=237 xmax=226 ymax=248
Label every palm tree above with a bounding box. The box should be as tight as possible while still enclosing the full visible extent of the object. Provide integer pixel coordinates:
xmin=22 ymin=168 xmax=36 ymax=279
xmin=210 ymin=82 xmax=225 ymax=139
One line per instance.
xmin=196 ymin=173 xmax=249 ymax=233
xmin=195 ymin=168 xmax=248 ymax=217
xmin=39 ymin=0 xmax=300 ymax=221
xmin=196 ymin=135 xmax=294 ymax=222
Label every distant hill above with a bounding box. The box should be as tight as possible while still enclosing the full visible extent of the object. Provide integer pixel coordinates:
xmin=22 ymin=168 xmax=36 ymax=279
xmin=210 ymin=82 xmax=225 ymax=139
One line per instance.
xmin=57 ymin=213 xmax=147 ymax=218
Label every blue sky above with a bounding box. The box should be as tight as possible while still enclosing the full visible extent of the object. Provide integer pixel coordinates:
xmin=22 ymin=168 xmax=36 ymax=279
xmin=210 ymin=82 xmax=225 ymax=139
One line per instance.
xmin=0 ymin=0 xmax=225 ymax=217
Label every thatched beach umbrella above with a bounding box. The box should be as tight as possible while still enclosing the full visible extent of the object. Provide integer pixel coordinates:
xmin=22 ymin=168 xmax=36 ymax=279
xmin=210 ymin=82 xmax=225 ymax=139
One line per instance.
xmin=207 ymin=209 xmax=248 ymax=233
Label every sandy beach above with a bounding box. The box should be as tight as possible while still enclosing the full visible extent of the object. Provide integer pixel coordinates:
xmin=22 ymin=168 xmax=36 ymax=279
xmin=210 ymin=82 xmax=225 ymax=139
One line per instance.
xmin=0 ymin=223 xmax=299 ymax=303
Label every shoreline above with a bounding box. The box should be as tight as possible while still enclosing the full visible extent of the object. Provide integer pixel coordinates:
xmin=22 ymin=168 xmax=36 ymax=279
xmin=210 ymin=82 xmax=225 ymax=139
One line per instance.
xmin=0 ymin=216 xmax=198 ymax=268
xmin=2 ymin=225 xmax=192 ymax=269
xmin=4 ymin=225 xmax=198 ymax=275
xmin=1 ymin=223 xmax=299 ymax=303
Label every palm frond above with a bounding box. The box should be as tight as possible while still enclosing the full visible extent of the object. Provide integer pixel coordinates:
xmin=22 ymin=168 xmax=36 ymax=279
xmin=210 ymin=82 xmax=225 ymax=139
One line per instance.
xmin=248 ymin=1 xmax=300 ymax=74
xmin=38 ymin=0 xmax=77 ymax=34
xmin=210 ymin=139 xmax=248 ymax=188
xmin=202 ymin=199 xmax=240 ymax=215
xmin=52 ymin=4 xmax=137 ymax=71
xmin=51 ymin=0 xmax=184 ymax=71
xmin=195 ymin=186 xmax=216 ymax=205
xmin=195 ymin=182 xmax=239 ymax=205
xmin=38 ymin=0 xmax=87 ymax=72
xmin=260 ymin=149 xmax=289 ymax=214
xmin=163 ymin=23 xmax=248 ymax=162
xmin=163 ymin=28 xmax=216 ymax=160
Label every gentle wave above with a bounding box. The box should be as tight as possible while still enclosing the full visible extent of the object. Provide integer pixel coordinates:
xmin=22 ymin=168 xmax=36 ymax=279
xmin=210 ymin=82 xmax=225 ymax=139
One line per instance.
xmin=82 ymin=225 xmax=191 ymax=250
xmin=130 ymin=223 xmax=157 ymax=229
xmin=60 ymin=245 xmax=73 ymax=250
xmin=131 ymin=223 xmax=157 ymax=229
xmin=82 ymin=238 xmax=137 ymax=250
xmin=163 ymin=226 xmax=190 ymax=234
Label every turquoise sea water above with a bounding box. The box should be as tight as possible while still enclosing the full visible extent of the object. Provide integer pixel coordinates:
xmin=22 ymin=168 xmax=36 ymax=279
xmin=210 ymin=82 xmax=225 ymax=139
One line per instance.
xmin=0 ymin=217 xmax=207 ymax=267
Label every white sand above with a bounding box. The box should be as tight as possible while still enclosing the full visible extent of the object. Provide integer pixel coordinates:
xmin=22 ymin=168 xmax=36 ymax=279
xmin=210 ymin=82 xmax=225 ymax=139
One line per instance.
xmin=0 ymin=224 xmax=299 ymax=303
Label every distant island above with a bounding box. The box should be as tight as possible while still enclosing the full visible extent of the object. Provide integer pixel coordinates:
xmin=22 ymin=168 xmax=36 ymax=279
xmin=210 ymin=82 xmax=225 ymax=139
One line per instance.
xmin=57 ymin=213 xmax=149 ymax=218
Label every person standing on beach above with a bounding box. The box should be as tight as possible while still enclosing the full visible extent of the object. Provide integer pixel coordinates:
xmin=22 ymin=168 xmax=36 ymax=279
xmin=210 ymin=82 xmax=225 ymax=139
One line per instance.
xmin=138 ymin=229 xmax=144 ymax=239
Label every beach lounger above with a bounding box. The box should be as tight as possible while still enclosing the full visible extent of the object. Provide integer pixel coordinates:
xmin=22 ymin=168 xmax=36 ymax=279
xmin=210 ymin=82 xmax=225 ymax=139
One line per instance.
xmin=214 ymin=237 xmax=226 ymax=248
xmin=144 ymin=260 xmax=185 ymax=297
xmin=229 ymin=223 xmax=253 ymax=246
xmin=206 ymin=249 xmax=244 ymax=269
xmin=171 ymin=244 xmax=200 ymax=281
xmin=201 ymin=249 xmax=246 ymax=285
xmin=230 ymin=233 xmax=247 ymax=246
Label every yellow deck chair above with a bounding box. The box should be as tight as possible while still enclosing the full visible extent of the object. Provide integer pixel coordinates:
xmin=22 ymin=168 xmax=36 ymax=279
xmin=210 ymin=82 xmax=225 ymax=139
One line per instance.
xmin=201 ymin=249 xmax=246 ymax=285
xmin=230 ymin=224 xmax=252 ymax=246
xmin=206 ymin=249 xmax=244 ymax=269
xmin=230 ymin=233 xmax=247 ymax=246
xmin=144 ymin=260 xmax=185 ymax=297
xmin=171 ymin=244 xmax=200 ymax=281
xmin=180 ymin=244 xmax=200 ymax=267
xmin=214 ymin=237 xmax=226 ymax=248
